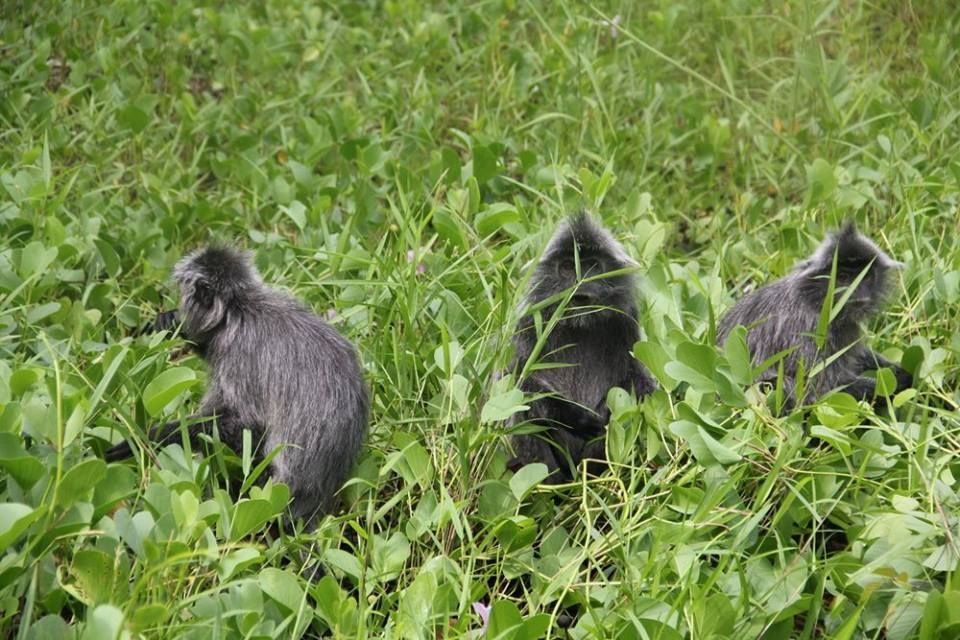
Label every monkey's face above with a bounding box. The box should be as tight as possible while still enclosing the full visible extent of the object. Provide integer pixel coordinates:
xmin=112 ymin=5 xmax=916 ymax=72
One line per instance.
xmin=173 ymin=246 xmax=259 ymax=339
xmin=837 ymin=256 xmax=888 ymax=306
xmin=537 ymin=250 xmax=636 ymax=327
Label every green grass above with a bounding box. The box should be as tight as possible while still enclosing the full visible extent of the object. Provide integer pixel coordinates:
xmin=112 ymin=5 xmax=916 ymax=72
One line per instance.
xmin=2 ymin=0 xmax=960 ymax=637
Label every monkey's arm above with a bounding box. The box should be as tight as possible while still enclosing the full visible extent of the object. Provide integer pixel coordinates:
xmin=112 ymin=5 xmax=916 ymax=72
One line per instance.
xmin=103 ymin=413 xmax=235 ymax=462
xmin=520 ymin=376 xmax=608 ymax=437
xmin=852 ymin=349 xmax=913 ymax=392
xmin=133 ymin=309 xmax=181 ymax=337
xmin=623 ymin=359 xmax=657 ymax=399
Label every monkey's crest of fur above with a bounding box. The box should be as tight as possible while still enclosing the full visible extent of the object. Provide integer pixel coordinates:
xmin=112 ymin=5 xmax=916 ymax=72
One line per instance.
xmin=540 ymin=212 xmax=638 ymax=269
xmin=525 ymin=213 xmax=639 ymax=324
xmin=794 ymin=221 xmax=903 ymax=322
xmin=174 ymin=246 xmax=265 ymax=339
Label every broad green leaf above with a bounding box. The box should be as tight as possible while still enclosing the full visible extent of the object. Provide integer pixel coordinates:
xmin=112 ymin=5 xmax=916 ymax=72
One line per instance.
xmin=481 ymin=388 xmax=528 ymax=424
xmin=117 ymin=103 xmax=150 ymax=133
xmin=875 ymin=367 xmax=897 ymax=396
xmin=371 ymin=532 xmax=411 ymax=580
xmin=723 ymin=326 xmax=753 ymax=385
xmin=669 ymin=421 xmax=740 ymax=466
xmin=70 ymin=549 xmax=117 ymax=605
xmin=479 ymin=481 xmax=516 ymax=520
xmin=142 ymin=367 xmax=198 ymax=417
xmin=26 ymin=302 xmax=60 ymax=323
xmin=19 ymin=242 xmax=58 ymax=279
xmin=230 ymin=499 xmax=276 ymax=540
xmin=25 ymin=615 xmax=70 ymax=640
xmin=131 ymin=605 xmax=167 ymax=633
xmin=487 ymin=601 xmax=523 ymax=639
xmin=57 ymin=458 xmax=107 ymax=507
xmin=664 ymin=361 xmax=716 ymax=392
xmin=805 ymin=158 xmax=837 ymax=206
xmin=471 ymin=145 xmax=497 ymax=184
xmin=509 ymin=463 xmax=549 ymax=500
xmin=10 ymin=368 xmax=40 ymax=396
xmin=675 ymin=341 xmax=718 ymax=378
xmin=475 ymin=203 xmax=520 ymax=237
xmin=634 ymin=341 xmax=678 ymax=390
xmin=0 ymin=503 xmax=42 ymax=549
xmin=219 ymin=548 xmax=262 ymax=581
xmin=396 ymin=569 xmax=437 ymax=640
xmin=280 ymin=200 xmax=307 ymax=230
xmin=494 ymin=516 xmax=537 ymax=552
xmin=433 ymin=340 xmax=464 ymax=374
xmin=260 ymin=567 xmax=307 ymax=613
xmin=324 ymin=549 xmax=363 ymax=583
xmin=431 ymin=210 xmax=466 ymax=249
xmin=93 ymin=239 xmax=121 ymax=278
xmin=441 ymin=147 xmax=461 ymax=183
xmin=79 ymin=604 xmax=125 ymax=640
xmin=886 ymin=593 xmax=925 ymax=640
xmin=92 ymin=465 xmax=137 ymax=513
xmin=0 ymin=433 xmax=45 ymax=488
xmin=393 ymin=433 xmax=433 ymax=488
xmin=63 ymin=400 xmax=86 ymax=448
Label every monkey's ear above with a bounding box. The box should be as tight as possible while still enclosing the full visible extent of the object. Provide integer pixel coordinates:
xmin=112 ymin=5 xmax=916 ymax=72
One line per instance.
xmin=193 ymin=279 xmax=216 ymax=309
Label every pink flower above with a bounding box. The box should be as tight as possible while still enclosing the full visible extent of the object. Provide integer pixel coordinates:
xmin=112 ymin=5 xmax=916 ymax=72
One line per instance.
xmin=472 ymin=602 xmax=491 ymax=634
xmin=406 ymin=249 xmax=426 ymax=275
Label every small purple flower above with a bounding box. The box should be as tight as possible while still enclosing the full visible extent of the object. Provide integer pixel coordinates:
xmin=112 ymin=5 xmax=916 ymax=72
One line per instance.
xmin=472 ymin=602 xmax=491 ymax=634
xmin=324 ymin=308 xmax=337 ymax=322
xmin=609 ymin=14 xmax=621 ymax=40
xmin=406 ymin=249 xmax=427 ymax=275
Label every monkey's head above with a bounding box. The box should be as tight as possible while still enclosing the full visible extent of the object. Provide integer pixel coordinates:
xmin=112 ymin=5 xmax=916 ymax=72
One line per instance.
xmin=526 ymin=213 xmax=639 ymax=327
xmin=796 ymin=221 xmax=903 ymax=322
xmin=173 ymin=246 xmax=263 ymax=340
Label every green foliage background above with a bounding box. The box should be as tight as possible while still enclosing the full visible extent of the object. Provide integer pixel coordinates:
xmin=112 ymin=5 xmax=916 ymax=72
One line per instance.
xmin=1 ymin=0 xmax=959 ymax=638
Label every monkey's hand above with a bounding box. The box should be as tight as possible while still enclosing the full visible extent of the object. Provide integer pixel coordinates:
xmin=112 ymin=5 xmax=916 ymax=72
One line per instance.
xmin=103 ymin=415 xmax=228 ymax=462
xmin=134 ymin=309 xmax=181 ymax=337
xmin=522 ymin=378 xmax=608 ymax=438
xmin=103 ymin=440 xmax=134 ymax=462
xmin=893 ymin=365 xmax=913 ymax=392
xmin=103 ymin=418 xmax=182 ymax=462
xmin=624 ymin=359 xmax=658 ymax=398
xmin=533 ymin=396 xmax=608 ymax=437
xmin=853 ymin=349 xmax=913 ymax=393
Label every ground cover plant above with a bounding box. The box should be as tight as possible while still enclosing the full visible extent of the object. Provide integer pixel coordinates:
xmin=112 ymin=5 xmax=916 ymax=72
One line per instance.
xmin=1 ymin=0 xmax=959 ymax=637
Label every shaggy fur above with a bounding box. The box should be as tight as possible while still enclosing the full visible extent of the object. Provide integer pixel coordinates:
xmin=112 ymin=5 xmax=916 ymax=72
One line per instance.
xmin=106 ymin=246 xmax=369 ymax=522
xmin=717 ymin=222 xmax=911 ymax=405
xmin=508 ymin=214 xmax=657 ymax=482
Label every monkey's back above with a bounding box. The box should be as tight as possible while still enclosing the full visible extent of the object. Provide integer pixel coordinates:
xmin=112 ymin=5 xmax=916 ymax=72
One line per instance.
xmin=718 ymin=274 xmax=865 ymax=398
xmin=203 ymin=293 xmax=368 ymax=519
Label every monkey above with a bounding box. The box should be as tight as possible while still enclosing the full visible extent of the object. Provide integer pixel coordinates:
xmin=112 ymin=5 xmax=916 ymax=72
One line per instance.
xmin=506 ymin=213 xmax=657 ymax=482
xmin=716 ymin=221 xmax=912 ymax=406
xmin=105 ymin=246 xmax=369 ymax=523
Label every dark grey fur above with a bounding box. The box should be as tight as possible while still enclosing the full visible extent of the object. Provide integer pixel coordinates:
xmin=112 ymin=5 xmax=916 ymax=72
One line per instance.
xmin=106 ymin=246 xmax=369 ymax=522
xmin=717 ymin=222 xmax=912 ymax=405
xmin=508 ymin=214 xmax=657 ymax=482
